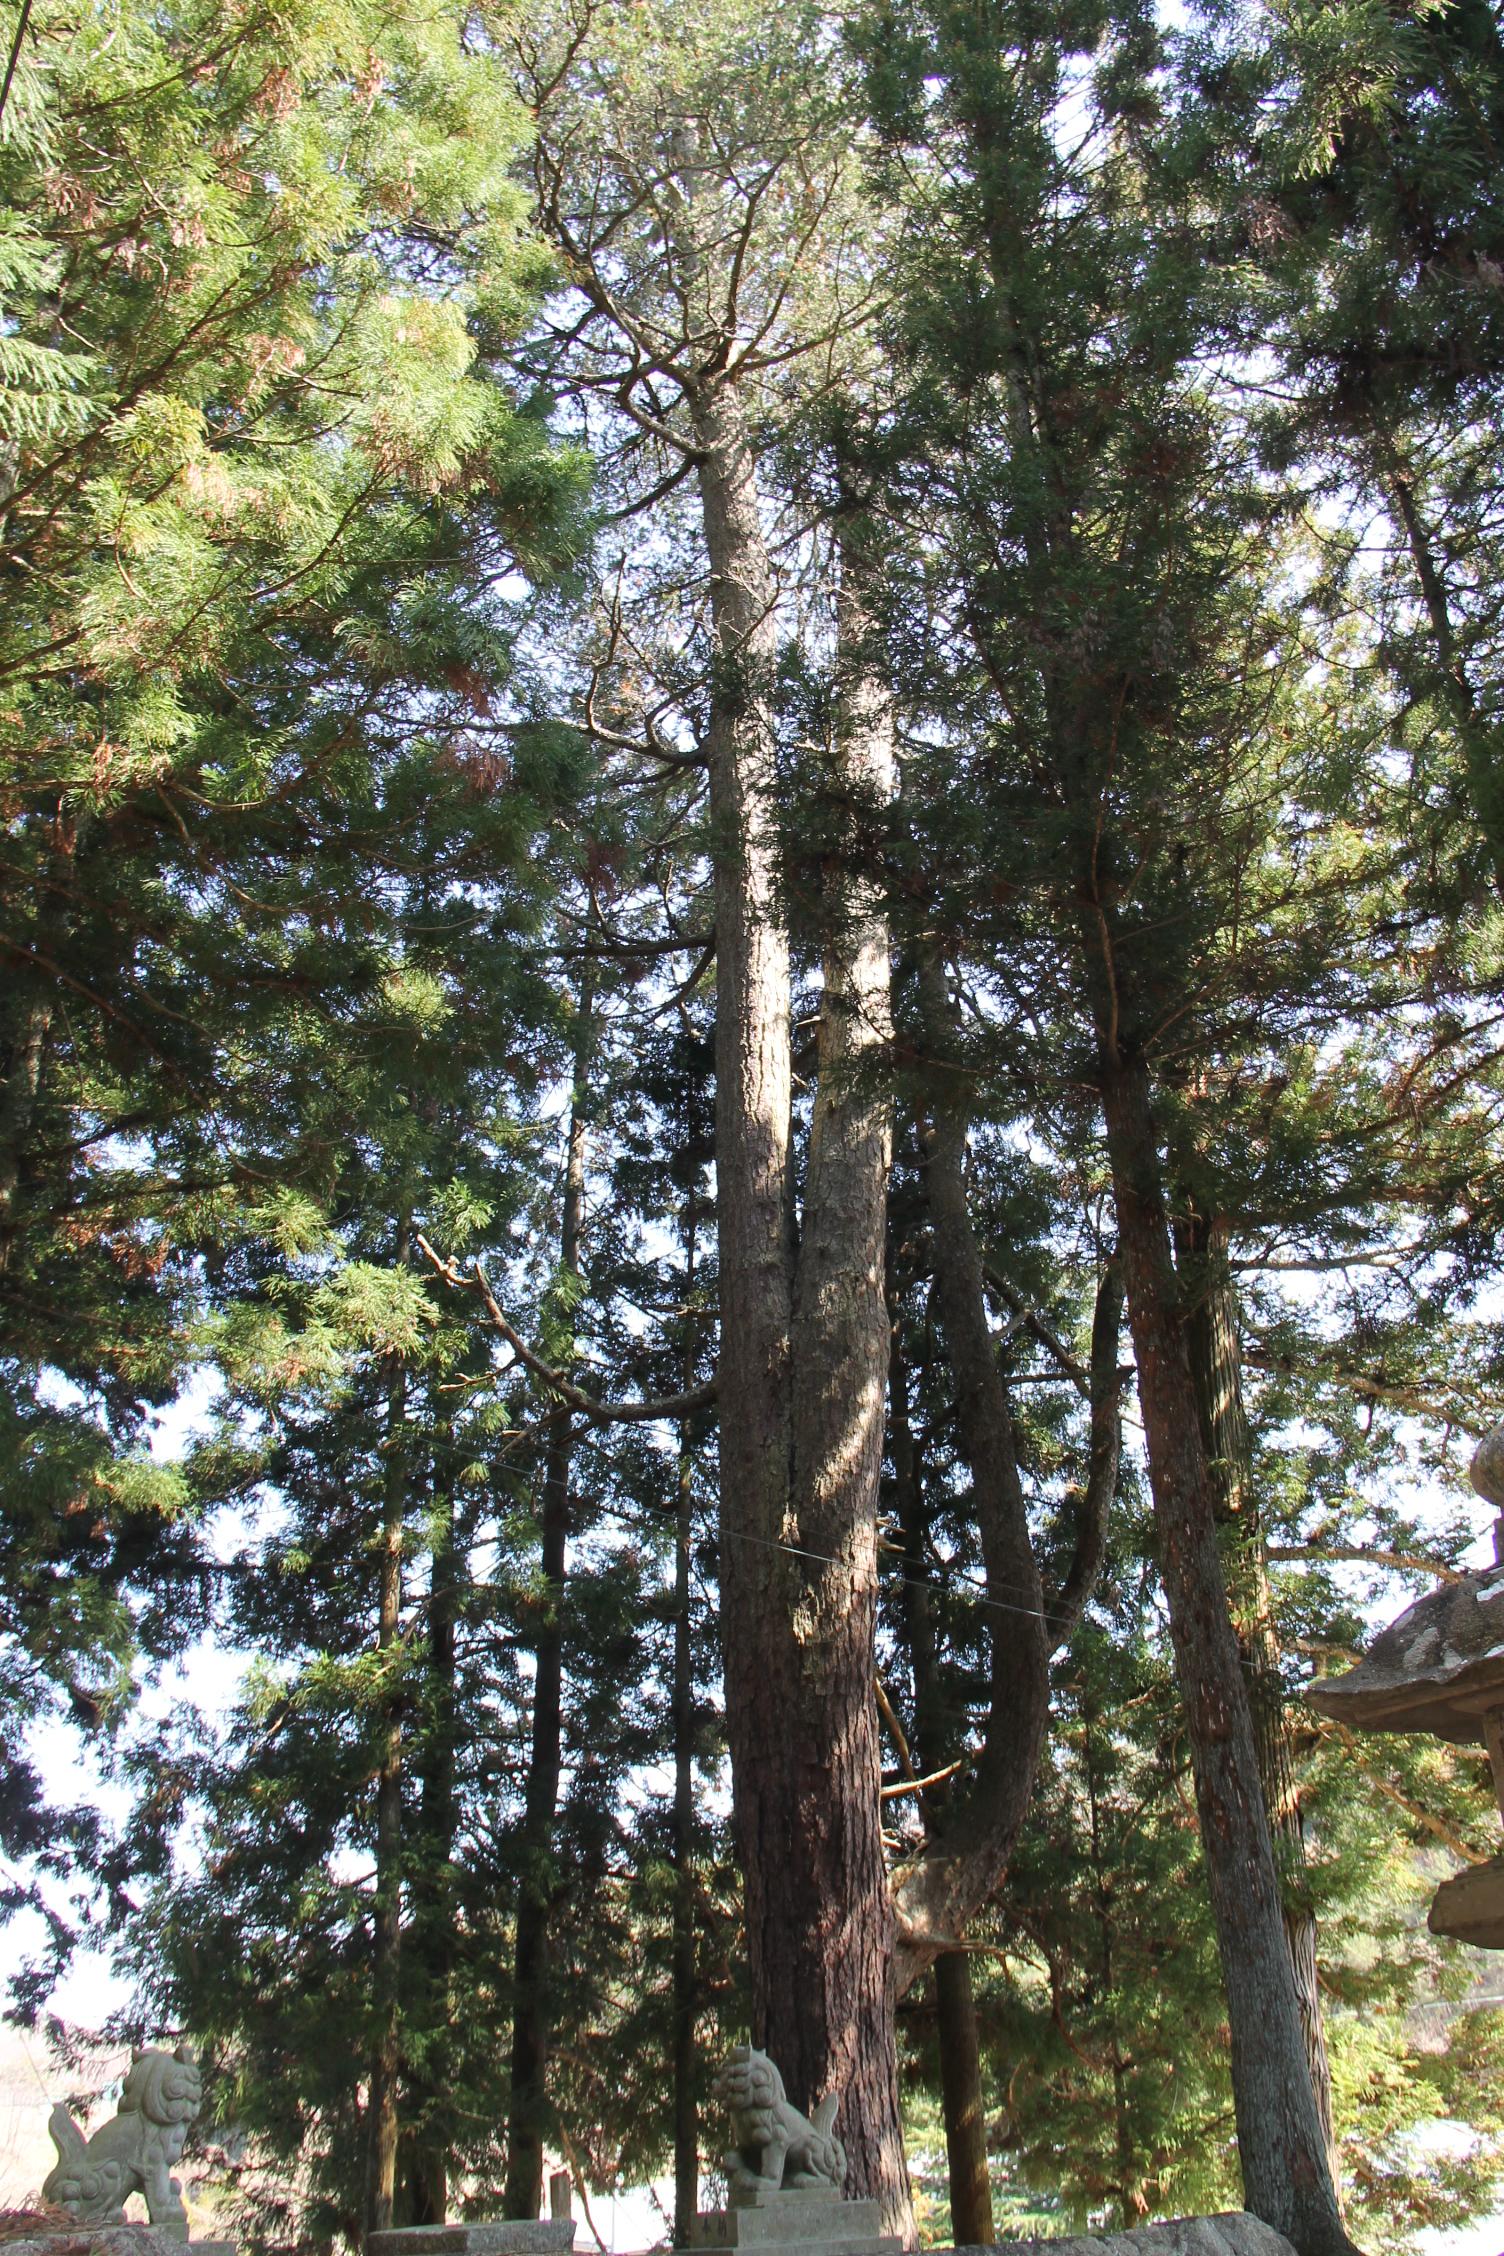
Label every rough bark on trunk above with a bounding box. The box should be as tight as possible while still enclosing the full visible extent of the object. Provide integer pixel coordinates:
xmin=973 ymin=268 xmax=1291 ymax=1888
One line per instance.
xmin=366 ymin=1345 xmax=408 ymax=2238
xmin=885 ymin=1053 xmax=1120 ymax=2232
xmin=887 ymin=1292 xmax=992 ymax=2235
xmin=0 ymin=982 xmax=52 ymax=1237
xmin=1181 ymin=1212 xmax=1338 ymax=2188
xmin=699 ymin=395 xmax=910 ymax=2237
xmin=504 ymin=987 xmax=592 ymax=2221
xmin=1094 ymin=1041 xmax=1356 ymax=2256
xmin=934 ymin=1951 xmax=993 ymax=2247
xmin=672 ymin=1195 xmax=701 ymax=2248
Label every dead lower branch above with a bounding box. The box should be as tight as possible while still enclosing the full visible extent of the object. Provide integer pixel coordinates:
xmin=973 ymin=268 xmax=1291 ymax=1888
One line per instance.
xmin=415 ymin=1234 xmax=716 ymax=1426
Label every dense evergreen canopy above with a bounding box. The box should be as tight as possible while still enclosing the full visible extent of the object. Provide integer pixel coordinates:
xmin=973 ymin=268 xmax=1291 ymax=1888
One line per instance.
xmin=3 ymin=2 xmax=1504 ymax=2253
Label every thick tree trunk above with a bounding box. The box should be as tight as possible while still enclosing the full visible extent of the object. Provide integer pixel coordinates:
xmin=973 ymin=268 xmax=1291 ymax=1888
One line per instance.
xmin=504 ymin=988 xmax=592 ymax=2221
xmin=698 ymin=393 xmax=910 ymax=2238
xmin=366 ymin=1348 xmax=408 ymax=2237
xmin=1181 ymin=1213 xmax=1338 ymax=2187
xmin=1094 ymin=1042 xmax=1356 ymax=2256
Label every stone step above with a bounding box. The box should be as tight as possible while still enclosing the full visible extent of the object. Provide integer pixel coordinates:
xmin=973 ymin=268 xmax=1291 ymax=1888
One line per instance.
xmin=0 ymin=2237 xmax=236 ymax=2256
xmin=366 ymin=2225 xmax=576 ymax=2256
xmin=692 ymin=2242 xmax=902 ymax=2256
xmin=948 ymin=2216 xmax=1295 ymax=2256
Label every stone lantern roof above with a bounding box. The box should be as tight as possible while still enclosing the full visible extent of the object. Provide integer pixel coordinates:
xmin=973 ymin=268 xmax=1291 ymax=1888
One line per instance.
xmin=1306 ymin=1422 xmax=1504 ymax=1745
xmin=1304 ymin=1565 xmax=1504 ymax=1743
xmin=1306 ymin=1421 xmax=1504 ymax=1947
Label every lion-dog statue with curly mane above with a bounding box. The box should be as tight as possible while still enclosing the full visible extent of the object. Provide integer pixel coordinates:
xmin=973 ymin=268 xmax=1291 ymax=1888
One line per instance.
xmin=713 ymin=2045 xmax=846 ymax=2198
xmin=43 ymin=2043 xmax=203 ymax=2231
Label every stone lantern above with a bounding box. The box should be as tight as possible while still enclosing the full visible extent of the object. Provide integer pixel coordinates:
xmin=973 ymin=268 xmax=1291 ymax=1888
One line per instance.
xmin=1307 ymin=1421 xmax=1504 ymax=1947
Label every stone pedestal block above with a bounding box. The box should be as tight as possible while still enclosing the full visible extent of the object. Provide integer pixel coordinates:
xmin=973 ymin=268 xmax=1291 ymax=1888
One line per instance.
xmin=690 ymin=2190 xmax=899 ymax=2256
xmin=957 ymin=2214 xmax=1294 ymax=2256
xmin=366 ymin=2224 xmax=576 ymax=2256
xmin=0 ymin=2231 xmax=235 ymax=2256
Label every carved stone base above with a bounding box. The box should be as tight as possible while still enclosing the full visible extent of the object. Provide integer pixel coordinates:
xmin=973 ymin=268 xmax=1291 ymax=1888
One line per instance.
xmin=0 ymin=2233 xmax=235 ymax=2256
xmin=366 ymin=2226 xmax=576 ymax=2256
xmin=691 ymin=2192 xmax=899 ymax=2256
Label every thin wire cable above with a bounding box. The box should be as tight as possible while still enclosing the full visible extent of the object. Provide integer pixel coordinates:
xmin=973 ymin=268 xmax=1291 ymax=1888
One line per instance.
xmin=553 ymin=1425 xmax=1272 ymax=1664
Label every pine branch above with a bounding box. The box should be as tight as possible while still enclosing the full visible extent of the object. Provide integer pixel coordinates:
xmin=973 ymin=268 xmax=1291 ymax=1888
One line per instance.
xmin=414 ymin=1235 xmax=716 ymax=1425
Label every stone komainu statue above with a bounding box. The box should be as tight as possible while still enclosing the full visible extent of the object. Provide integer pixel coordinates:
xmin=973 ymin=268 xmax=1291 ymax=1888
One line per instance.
xmin=43 ymin=2043 xmax=203 ymax=2228
xmin=713 ymin=2044 xmax=846 ymax=2196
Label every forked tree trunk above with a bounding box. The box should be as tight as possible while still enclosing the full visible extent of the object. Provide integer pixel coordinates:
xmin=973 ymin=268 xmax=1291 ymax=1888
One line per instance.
xmin=886 ymin=974 xmax=1121 ymax=2238
xmin=1094 ymin=1036 xmax=1356 ymax=2256
xmin=891 ymin=952 xmax=1050 ymax=1981
xmin=698 ymin=389 xmax=911 ymax=2237
xmin=1181 ymin=1211 xmax=1338 ymax=2186
xmin=504 ymin=985 xmax=593 ymax=2220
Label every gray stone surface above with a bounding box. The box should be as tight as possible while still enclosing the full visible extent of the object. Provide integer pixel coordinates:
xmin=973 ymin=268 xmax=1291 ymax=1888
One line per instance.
xmin=1471 ymin=1419 xmax=1504 ymax=1510
xmin=0 ymin=2234 xmax=234 ymax=2256
xmin=1305 ymin=1559 xmax=1504 ymax=1742
xmin=365 ymin=2225 xmax=576 ymax=2256
xmin=691 ymin=2193 xmax=898 ymax=2253
xmin=43 ymin=2047 xmax=203 ymax=2234
xmin=1430 ymin=1851 xmax=1504 ymax=1945
xmin=950 ymin=2214 xmax=1294 ymax=2256
xmin=713 ymin=2049 xmax=846 ymax=2200
xmin=1309 ymin=1417 xmax=1504 ymax=1745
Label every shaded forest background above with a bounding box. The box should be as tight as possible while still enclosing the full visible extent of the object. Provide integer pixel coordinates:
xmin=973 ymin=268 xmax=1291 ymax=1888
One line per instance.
xmin=4 ymin=0 xmax=1504 ymax=2250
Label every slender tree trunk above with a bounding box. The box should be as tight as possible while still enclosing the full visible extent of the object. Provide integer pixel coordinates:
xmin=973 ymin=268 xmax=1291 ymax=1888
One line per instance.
xmin=0 ymin=983 xmax=52 ymax=1233
xmin=1381 ymin=452 xmax=1504 ymax=898
xmin=1181 ymin=1211 xmax=1338 ymax=2187
xmin=366 ymin=1328 xmax=409 ymax=2238
xmin=698 ymin=400 xmax=910 ymax=2236
xmin=933 ymin=1952 xmax=992 ymax=2247
xmin=0 ymin=822 xmax=68 ymax=1280
xmin=888 ymin=1270 xmax=993 ymax=2236
xmin=504 ymin=983 xmax=593 ymax=2220
xmin=672 ymin=1190 xmax=701 ymax=2248
xmin=1082 ymin=1718 xmax=1143 ymax=2230
xmin=403 ymin=1448 xmax=459 ymax=2226
xmin=888 ymin=1291 xmax=943 ymax=1754
xmin=1093 ymin=1037 xmax=1356 ymax=2256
